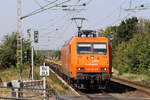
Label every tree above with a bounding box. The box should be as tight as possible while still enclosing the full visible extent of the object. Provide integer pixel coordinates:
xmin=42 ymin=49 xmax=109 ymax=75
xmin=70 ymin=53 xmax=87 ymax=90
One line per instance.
xmin=114 ymin=17 xmax=138 ymax=47
xmin=113 ymin=33 xmax=150 ymax=74
xmin=98 ymin=26 xmax=118 ymax=39
xmin=34 ymin=50 xmax=45 ymax=66
xmin=98 ymin=29 xmax=105 ymax=37
xmin=0 ymin=33 xmax=17 ymax=68
xmin=0 ymin=32 xmax=44 ymax=68
xmin=113 ymin=42 xmax=128 ymax=75
xmin=111 ymin=17 xmax=150 ymax=75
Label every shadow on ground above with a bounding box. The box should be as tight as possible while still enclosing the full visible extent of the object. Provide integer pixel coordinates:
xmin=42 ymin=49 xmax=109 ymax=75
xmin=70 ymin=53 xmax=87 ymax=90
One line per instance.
xmin=79 ymin=81 xmax=136 ymax=94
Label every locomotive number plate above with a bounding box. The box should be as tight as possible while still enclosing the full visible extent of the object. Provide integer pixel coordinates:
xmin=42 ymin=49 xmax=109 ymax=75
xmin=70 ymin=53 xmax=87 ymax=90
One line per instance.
xmin=86 ymin=68 xmax=98 ymax=71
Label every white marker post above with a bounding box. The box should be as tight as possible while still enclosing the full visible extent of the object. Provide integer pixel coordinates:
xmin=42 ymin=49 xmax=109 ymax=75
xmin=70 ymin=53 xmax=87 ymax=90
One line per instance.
xmin=32 ymin=46 xmax=34 ymax=80
xmin=40 ymin=62 xmax=49 ymax=100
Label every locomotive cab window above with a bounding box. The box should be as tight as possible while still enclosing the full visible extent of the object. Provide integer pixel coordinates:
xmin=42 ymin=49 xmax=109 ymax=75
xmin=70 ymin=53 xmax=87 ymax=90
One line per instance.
xmin=77 ymin=42 xmax=107 ymax=54
xmin=77 ymin=43 xmax=91 ymax=54
xmin=93 ymin=43 xmax=107 ymax=54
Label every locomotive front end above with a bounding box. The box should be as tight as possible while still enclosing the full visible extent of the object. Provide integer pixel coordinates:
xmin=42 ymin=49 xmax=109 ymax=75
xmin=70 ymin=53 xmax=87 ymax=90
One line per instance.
xmin=76 ymin=42 xmax=111 ymax=80
xmin=71 ymin=38 xmax=112 ymax=89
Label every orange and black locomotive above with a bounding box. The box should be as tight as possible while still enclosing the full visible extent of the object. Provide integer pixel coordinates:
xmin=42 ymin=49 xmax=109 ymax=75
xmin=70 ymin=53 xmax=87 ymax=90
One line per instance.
xmin=61 ymin=30 xmax=112 ymax=89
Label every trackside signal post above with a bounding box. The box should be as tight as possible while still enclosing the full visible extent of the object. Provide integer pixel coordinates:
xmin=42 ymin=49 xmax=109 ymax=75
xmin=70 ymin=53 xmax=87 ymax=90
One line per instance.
xmin=40 ymin=62 xmax=49 ymax=100
xmin=32 ymin=30 xmax=39 ymax=80
xmin=26 ymin=29 xmax=39 ymax=80
xmin=34 ymin=31 xmax=39 ymax=43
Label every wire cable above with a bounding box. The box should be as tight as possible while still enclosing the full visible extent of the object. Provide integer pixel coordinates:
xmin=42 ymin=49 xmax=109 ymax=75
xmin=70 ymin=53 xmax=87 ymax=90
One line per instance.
xmin=94 ymin=0 xmax=128 ymax=28
xmin=33 ymin=0 xmax=43 ymax=8
xmin=39 ymin=12 xmax=71 ymax=32
xmin=43 ymin=0 xmax=51 ymax=2
xmin=21 ymin=0 xmax=72 ymax=19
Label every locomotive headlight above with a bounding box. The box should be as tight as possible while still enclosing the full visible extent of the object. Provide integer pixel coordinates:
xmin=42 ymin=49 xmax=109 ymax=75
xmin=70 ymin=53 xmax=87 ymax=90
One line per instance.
xmin=77 ymin=68 xmax=84 ymax=71
xmin=101 ymin=68 xmax=107 ymax=71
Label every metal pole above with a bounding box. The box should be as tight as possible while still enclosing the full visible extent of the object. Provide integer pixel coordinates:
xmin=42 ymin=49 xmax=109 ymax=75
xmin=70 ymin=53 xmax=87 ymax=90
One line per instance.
xmin=17 ymin=0 xmax=22 ymax=78
xmin=43 ymin=77 xmax=46 ymax=100
xmin=48 ymin=50 xmax=49 ymax=59
xmin=43 ymin=62 xmax=46 ymax=100
xmin=48 ymin=37 xmax=50 ymax=59
xmin=32 ymin=46 xmax=34 ymax=80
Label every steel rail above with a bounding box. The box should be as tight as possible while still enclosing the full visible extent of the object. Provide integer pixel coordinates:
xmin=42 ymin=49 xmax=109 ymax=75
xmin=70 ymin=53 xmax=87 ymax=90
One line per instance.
xmin=111 ymin=77 xmax=150 ymax=95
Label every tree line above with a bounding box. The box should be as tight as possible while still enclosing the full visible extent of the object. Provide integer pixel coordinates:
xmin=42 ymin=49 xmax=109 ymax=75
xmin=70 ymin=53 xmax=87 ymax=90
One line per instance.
xmin=99 ymin=17 xmax=150 ymax=75
xmin=0 ymin=32 xmax=44 ymax=69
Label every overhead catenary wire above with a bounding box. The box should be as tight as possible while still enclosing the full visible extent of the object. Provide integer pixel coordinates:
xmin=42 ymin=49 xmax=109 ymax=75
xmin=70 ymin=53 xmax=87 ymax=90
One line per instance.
xmin=21 ymin=0 xmax=71 ymax=19
xmin=38 ymin=1 xmax=87 ymax=32
xmin=93 ymin=0 xmax=127 ymax=28
xmin=43 ymin=0 xmax=51 ymax=2
xmin=56 ymin=21 xmax=74 ymax=47
xmin=39 ymin=15 xmax=67 ymax=30
xmin=60 ymin=19 xmax=73 ymax=35
xmin=102 ymin=0 xmax=139 ymax=28
xmin=24 ymin=0 xmax=92 ymax=50
xmin=56 ymin=1 xmax=90 ymax=34
xmin=33 ymin=0 xmax=43 ymax=8
xmin=60 ymin=0 xmax=92 ymax=14
xmin=124 ymin=0 xmax=150 ymax=12
xmin=109 ymin=0 xmax=134 ymax=26
xmin=39 ymin=13 xmax=72 ymax=40
xmin=110 ymin=12 xmax=132 ymax=26
xmin=39 ymin=11 xmax=71 ymax=32
xmin=29 ymin=0 xmax=57 ymax=14
xmin=31 ymin=0 xmax=89 ymax=31
xmin=116 ymin=0 xmax=148 ymax=20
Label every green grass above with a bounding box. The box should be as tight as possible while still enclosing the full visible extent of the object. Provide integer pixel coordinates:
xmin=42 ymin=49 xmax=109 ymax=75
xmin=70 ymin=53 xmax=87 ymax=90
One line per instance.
xmin=113 ymin=67 xmax=150 ymax=86
xmin=0 ymin=65 xmax=69 ymax=95
xmin=46 ymin=69 xmax=68 ymax=95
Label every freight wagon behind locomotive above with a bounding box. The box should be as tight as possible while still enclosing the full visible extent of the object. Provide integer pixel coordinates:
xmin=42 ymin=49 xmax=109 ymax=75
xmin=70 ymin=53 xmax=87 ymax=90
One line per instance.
xmin=61 ymin=30 xmax=112 ymax=89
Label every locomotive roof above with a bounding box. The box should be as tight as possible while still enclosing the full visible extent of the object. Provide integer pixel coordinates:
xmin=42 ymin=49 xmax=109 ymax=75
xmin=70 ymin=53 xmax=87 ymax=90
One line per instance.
xmin=62 ymin=36 xmax=108 ymax=47
xmin=72 ymin=37 xmax=108 ymax=41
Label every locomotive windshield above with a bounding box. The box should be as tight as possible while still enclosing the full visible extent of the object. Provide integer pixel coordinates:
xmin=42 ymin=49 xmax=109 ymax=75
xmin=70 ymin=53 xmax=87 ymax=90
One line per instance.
xmin=77 ymin=43 xmax=92 ymax=54
xmin=93 ymin=43 xmax=107 ymax=54
xmin=77 ymin=42 xmax=107 ymax=54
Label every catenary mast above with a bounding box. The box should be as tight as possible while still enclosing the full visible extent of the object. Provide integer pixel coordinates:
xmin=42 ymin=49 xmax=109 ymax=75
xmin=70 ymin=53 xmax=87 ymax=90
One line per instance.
xmin=17 ymin=0 xmax=22 ymax=77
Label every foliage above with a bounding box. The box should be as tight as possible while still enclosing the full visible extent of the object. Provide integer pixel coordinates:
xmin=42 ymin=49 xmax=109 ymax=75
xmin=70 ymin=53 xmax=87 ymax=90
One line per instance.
xmin=111 ymin=17 xmax=138 ymax=53
xmin=0 ymin=32 xmax=44 ymax=68
xmin=98 ymin=26 xmax=117 ymax=39
xmin=22 ymin=40 xmax=31 ymax=65
xmin=113 ymin=42 xmax=128 ymax=75
xmin=34 ymin=50 xmax=45 ymax=66
xmin=0 ymin=33 xmax=17 ymax=68
xmin=116 ymin=17 xmax=138 ymax=42
xmin=55 ymin=50 xmax=61 ymax=60
xmin=112 ymin=17 xmax=150 ymax=75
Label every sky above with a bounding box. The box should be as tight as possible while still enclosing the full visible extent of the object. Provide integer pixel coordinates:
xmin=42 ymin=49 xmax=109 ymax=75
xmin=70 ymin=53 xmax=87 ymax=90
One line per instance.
xmin=0 ymin=0 xmax=150 ymax=50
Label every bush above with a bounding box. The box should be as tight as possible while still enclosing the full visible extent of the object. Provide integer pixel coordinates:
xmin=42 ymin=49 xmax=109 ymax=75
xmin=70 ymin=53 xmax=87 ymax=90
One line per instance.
xmin=113 ymin=34 xmax=150 ymax=75
xmin=0 ymin=32 xmax=45 ymax=69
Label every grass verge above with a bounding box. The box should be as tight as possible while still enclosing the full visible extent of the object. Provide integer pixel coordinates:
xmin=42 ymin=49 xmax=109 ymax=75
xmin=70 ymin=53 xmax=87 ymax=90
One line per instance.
xmin=0 ymin=65 xmax=68 ymax=95
xmin=113 ymin=68 xmax=150 ymax=86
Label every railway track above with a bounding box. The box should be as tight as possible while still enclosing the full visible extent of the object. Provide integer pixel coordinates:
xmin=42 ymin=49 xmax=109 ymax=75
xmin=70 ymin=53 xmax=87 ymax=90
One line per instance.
xmin=46 ymin=60 xmax=150 ymax=100
xmin=77 ymin=89 xmax=119 ymax=100
xmin=76 ymin=81 xmax=150 ymax=100
xmin=111 ymin=77 xmax=150 ymax=95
